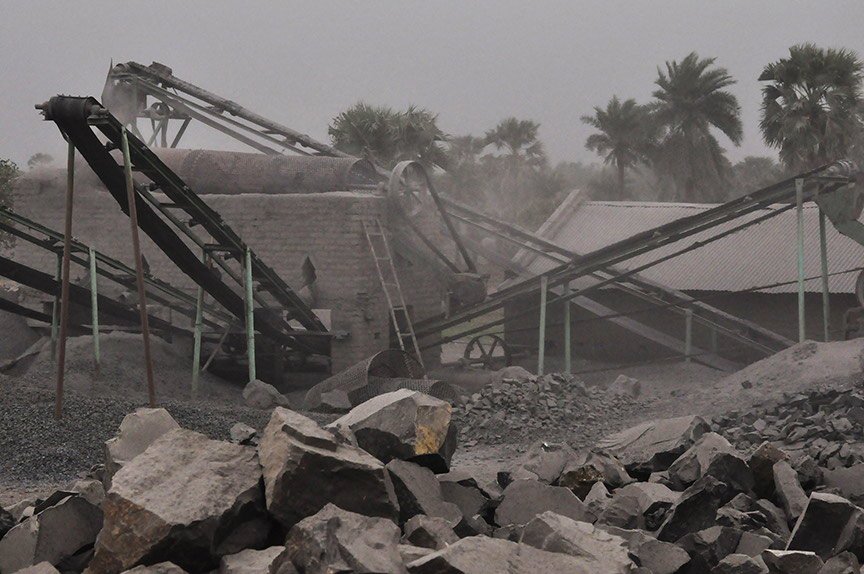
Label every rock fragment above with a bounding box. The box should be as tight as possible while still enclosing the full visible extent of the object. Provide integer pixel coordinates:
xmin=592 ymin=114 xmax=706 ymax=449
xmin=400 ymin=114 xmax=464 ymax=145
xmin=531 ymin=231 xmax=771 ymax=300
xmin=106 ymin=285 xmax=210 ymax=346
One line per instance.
xmin=495 ymin=479 xmax=592 ymax=526
xmin=229 ymin=422 xmax=259 ymax=446
xmin=386 ymin=459 xmax=462 ymax=525
xmin=658 ymin=476 xmax=736 ymax=542
xmin=103 ymin=407 xmax=180 ymax=486
xmin=761 ymin=549 xmax=823 ymax=573
xmin=218 ymin=546 xmax=288 ymax=574
xmin=786 ymin=493 xmax=864 ymax=560
xmin=773 ymin=461 xmax=809 ymax=524
xmin=403 ymin=515 xmax=459 ymax=550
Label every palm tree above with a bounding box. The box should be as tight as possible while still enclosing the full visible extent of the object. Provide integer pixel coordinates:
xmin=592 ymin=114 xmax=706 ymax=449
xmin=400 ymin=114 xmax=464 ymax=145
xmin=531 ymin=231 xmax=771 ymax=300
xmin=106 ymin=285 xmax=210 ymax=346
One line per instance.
xmin=328 ymin=102 xmax=447 ymax=169
xmin=581 ymin=96 xmax=654 ymax=199
xmin=759 ymin=44 xmax=863 ymax=171
xmin=652 ymin=52 xmax=742 ymax=201
xmin=484 ymin=118 xmax=546 ymax=169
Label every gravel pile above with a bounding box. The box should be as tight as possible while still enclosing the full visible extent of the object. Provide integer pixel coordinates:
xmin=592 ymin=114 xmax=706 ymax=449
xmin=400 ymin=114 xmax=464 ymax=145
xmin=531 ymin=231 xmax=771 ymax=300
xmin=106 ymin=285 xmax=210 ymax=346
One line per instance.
xmin=452 ymin=371 xmax=648 ymax=448
xmin=711 ymin=383 xmax=864 ymax=470
xmin=0 ymin=380 xmax=277 ymax=485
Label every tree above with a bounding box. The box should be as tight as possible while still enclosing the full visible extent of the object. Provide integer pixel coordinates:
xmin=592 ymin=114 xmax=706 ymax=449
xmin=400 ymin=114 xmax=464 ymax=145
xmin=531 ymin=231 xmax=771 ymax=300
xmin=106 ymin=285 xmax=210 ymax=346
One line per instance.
xmin=328 ymin=102 xmax=447 ymax=169
xmin=730 ymin=156 xmax=786 ymax=192
xmin=0 ymin=159 xmax=18 ymax=246
xmin=652 ymin=52 xmax=743 ymax=201
xmin=759 ymin=44 xmax=863 ymax=171
xmin=26 ymin=153 xmax=53 ymax=169
xmin=581 ymin=96 xmax=654 ymax=198
xmin=483 ymin=117 xmax=546 ymax=169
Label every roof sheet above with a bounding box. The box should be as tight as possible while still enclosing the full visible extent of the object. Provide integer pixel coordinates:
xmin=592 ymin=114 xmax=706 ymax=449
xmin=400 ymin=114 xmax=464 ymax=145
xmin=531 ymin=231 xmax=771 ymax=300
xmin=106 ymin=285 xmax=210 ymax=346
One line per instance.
xmin=518 ymin=194 xmax=864 ymax=294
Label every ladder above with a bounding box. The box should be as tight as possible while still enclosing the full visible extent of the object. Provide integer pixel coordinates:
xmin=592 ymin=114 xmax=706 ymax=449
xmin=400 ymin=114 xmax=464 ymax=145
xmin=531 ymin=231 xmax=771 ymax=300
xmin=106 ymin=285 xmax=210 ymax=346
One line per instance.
xmin=363 ymin=219 xmax=425 ymax=370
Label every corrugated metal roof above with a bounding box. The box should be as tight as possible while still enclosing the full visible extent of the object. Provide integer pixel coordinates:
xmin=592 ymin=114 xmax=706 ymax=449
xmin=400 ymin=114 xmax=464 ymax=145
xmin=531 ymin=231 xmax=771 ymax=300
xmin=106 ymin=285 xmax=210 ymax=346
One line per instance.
xmin=518 ymin=194 xmax=864 ymax=294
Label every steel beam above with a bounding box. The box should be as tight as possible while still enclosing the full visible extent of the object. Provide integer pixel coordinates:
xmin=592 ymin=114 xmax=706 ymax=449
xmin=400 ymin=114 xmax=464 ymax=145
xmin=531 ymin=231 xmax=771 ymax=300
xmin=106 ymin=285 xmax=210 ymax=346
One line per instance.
xmin=55 ymin=141 xmax=75 ymax=419
xmin=796 ymin=179 xmax=806 ymax=343
xmin=537 ymin=275 xmax=548 ymax=376
xmin=88 ymin=246 xmax=100 ymax=374
xmin=244 ymin=248 xmax=256 ymax=383
xmin=819 ymin=210 xmax=831 ymax=341
xmin=563 ymin=280 xmax=571 ymax=374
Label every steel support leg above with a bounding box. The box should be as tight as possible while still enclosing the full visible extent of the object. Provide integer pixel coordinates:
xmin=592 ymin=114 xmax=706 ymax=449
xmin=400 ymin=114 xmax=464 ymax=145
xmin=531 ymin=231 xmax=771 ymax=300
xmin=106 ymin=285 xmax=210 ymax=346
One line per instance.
xmin=88 ymin=246 xmax=100 ymax=374
xmin=50 ymin=252 xmax=61 ymax=360
xmin=684 ymin=308 xmax=693 ymax=362
xmin=563 ymin=281 xmax=571 ymax=374
xmin=191 ymin=276 xmax=205 ymax=400
xmin=55 ymin=142 xmax=76 ymax=419
xmin=796 ymin=179 xmax=806 ymax=343
xmin=537 ymin=275 xmax=547 ymax=376
xmin=121 ymin=127 xmax=157 ymax=406
xmin=819 ymin=210 xmax=830 ymax=341
xmin=244 ymin=247 xmax=257 ymax=383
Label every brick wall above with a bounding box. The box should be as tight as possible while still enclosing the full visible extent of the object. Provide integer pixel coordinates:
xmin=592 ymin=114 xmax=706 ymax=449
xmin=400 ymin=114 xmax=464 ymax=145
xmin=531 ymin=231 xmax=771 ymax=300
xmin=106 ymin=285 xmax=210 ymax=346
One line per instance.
xmin=7 ymin=161 xmax=446 ymax=373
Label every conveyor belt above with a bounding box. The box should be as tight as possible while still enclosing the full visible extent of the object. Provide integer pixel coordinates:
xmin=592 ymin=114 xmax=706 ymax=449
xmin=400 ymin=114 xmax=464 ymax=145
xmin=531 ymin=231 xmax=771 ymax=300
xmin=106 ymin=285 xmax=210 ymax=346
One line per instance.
xmin=40 ymin=96 xmax=328 ymax=354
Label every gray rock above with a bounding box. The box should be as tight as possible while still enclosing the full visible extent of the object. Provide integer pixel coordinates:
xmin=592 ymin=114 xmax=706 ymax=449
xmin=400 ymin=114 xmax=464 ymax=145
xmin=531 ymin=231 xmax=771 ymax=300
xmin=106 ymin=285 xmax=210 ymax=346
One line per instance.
xmin=229 ymin=422 xmax=259 ymax=446
xmin=604 ymin=374 xmax=642 ymax=398
xmin=218 ymin=546 xmax=288 ymax=574
xmin=787 ymin=493 xmax=864 ymax=561
xmin=495 ymin=480 xmax=593 ymax=526
xmin=774 ymin=461 xmax=809 ymax=524
xmin=658 ymin=476 xmax=737 ymax=543
xmin=329 ymin=389 xmax=457 ymax=473
xmin=754 ymin=499 xmax=792 ymax=541
xmin=318 ymin=389 xmax=352 ymax=413
xmin=761 ymin=549 xmax=823 ymax=573
xmin=0 ymin=506 xmax=14 ymax=539
xmin=506 ymin=441 xmax=577 ymax=484
xmin=406 ymin=535 xmax=605 ymax=573
xmin=122 ymin=563 xmax=189 ymax=574
xmin=749 ymin=443 xmax=789 ymax=499
xmin=398 ymin=544 xmax=434 ymax=564
xmin=0 ymin=494 xmax=102 ymax=573
xmin=15 ymin=563 xmax=62 ymax=574
xmin=598 ymin=415 xmax=710 ymax=478
xmin=713 ymin=553 xmax=769 ymax=574
xmin=737 ymin=532 xmax=776 ymax=557
xmin=403 ymin=515 xmax=459 ymax=550
xmin=259 ymin=407 xmax=398 ymax=528
xmin=243 ymin=379 xmax=291 ymax=409
xmin=677 ymin=526 xmax=743 ymax=572
xmin=557 ymin=450 xmax=633 ymax=498
xmin=582 ymin=481 xmax=611 ymax=517
xmin=438 ymin=479 xmax=489 ymax=520
xmin=284 ymin=503 xmax=405 ymax=574
xmin=87 ymin=429 xmax=268 ymax=574
xmin=387 ymin=460 xmax=462 ymax=526
xmin=519 ymin=511 xmax=633 ymax=573
xmin=823 ymin=465 xmax=864 ymax=507
xmin=67 ymin=478 xmax=106 ymax=508
xmin=817 ymin=552 xmax=860 ymax=574
xmin=599 ymin=482 xmax=679 ymax=530
xmin=453 ymin=514 xmax=493 ymax=538
xmin=103 ymin=407 xmax=180 ymax=487
xmin=631 ymin=537 xmax=691 ymax=574
xmin=666 ymin=432 xmax=746 ymax=490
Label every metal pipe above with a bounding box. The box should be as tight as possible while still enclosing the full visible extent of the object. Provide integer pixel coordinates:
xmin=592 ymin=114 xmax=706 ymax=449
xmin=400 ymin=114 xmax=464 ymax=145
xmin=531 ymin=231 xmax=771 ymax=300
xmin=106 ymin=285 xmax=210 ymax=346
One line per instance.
xmin=819 ymin=209 xmax=830 ymax=341
xmin=244 ymin=247 xmax=256 ymax=382
xmin=563 ymin=281 xmax=571 ymax=374
xmin=684 ymin=308 xmax=693 ymax=362
xmin=121 ymin=127 xmax=157 ymax=406
xmin=537 ymin=275 xmax=547 ymax=376
xmin=796 ymin=179 xmax=806 ymax=343
xmin=55 ymin=141 xmax=75 ymax=420
xmin=88 ymin=246 xmax=100 ymax=374
xmin=50 ymin=252 xmax=60 ymax=360
xmin=191 ymin=271 xmax=205 ymax=399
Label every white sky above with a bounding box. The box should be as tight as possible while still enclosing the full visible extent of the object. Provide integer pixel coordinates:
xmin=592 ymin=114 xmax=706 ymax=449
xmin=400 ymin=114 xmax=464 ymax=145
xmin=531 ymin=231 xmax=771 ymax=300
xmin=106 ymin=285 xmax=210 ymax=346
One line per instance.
xmin=2 ymin=0 xmax=864 ymax=167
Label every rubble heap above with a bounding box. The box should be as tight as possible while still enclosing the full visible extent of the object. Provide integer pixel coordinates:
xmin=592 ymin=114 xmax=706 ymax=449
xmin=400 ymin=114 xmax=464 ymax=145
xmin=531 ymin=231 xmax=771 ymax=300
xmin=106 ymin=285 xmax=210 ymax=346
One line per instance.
xmin=3 ymin=384 xmax=864 ymax=573
xmin=452 ymin=371 xmax=648 ymax=447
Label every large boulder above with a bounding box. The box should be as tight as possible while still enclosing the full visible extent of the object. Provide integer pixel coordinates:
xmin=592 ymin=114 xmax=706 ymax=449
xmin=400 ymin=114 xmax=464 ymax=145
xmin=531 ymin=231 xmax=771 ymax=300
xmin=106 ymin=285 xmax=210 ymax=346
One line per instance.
xmin=0 ymin=494 xmax=103 ymax=573
xmin=786 ymin=493 xmax=864 ymax=561
xmin=243 ymin=379 xmax=291 ymax=409
xmin=677 ymin=526 xmax=743 ymax=572
xmin=284 ymin=503 xmax=405 ymax=574
xmin=658 ymin=476 xmax=737 ymax=543
xmin=597 ymin=415 xmax=711 ymax=478
xmin=259 ymin=407 xmax=399 ymax=528
xmin=403 ymin=515 xmax=459 ymax=550
xmin=822 ymin=465 xmax=864 ymax=507
xmin=438 ymin=474 xmax=490 ymax=521
xmin=495 ymin=480 xmax=592 ymax=527
xmin=608 ymin=529 xmax=691 ymax=574
xmin=218 ymin=547 xmax=288 ymax=574
xmin=748 ymin=443 xmax=789 ymax=499
xmin=406 ymin=536 xmax=601 ymax=573
xmin=501 ymin=441 xmax=577 ymax=485
xmin=761 ymin=549 xmax=824 ymax=573
xmin=519 ymin=511 xmax=633 ymax=573
xmin=122 ymin=563 xmax=189 ymax=574
xmin=773 ymin=461 xmax=809 ymax=524
xmin=713 ymin=553 xmax=768 ymax=574
xmin=87 ymin=429 xmax=269 ymax=574
xmin=667 ymin=433 xmax=752 ymax=491
xmin=598 ymin=482 xmax=679 ymax=530
xmin=0 ymin=505 xmax=14 ymax=539
xmin=386 ymin=460 xmax=462 ymax=525
xmin=328 ymin=389 xmax=457 ymax=473
xmin=104 ymin=407 xmax=180 ymax=486
xmin=557 ymin=450 xmax=633 ymax=498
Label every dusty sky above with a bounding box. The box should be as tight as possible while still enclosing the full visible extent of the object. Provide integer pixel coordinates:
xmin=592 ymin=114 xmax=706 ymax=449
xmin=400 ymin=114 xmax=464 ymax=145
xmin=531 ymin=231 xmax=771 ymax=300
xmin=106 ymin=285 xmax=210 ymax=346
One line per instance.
xmin=2 ymin=1 xmax=864 ymax=167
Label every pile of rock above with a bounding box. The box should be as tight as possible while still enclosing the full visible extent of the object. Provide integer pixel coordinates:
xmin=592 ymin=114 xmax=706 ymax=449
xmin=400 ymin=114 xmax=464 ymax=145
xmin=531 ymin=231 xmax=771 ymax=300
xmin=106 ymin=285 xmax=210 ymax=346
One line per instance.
xmin=712 ymin=386 xmax=864 ymax=475
xmin=3 ymin=383 xmax=864 ymax=574
xmin=452 ymin=370 xmax=646 ymax=447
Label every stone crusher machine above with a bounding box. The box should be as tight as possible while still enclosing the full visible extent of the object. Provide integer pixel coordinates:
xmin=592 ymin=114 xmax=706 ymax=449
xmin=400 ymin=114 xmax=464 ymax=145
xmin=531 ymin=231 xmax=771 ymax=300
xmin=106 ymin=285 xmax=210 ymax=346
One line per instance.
xmin=79 ymin=61 xmax=864 ymax=382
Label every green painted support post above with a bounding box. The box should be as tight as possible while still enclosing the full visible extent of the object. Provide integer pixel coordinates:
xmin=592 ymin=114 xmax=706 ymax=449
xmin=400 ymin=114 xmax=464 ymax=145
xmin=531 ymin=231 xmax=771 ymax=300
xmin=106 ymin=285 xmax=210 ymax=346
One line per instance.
xmin=50 ymin=252 xmax=61 ymax=360
xmin=244 ymin=247 xmax=256 ymax=383
xmin=796 ymin=178 xmax=806 ymax=343
xmin=537 ymin=275 xmax=548 ymax=376
xmin=684 ymin=308 xmax=693 ymax=362
xmin=88 ymin=246 xmax=100 ymax=374
xmin=563 ymin=281 xmax=571 ymax=374
xmin=819 ymin=210 xmax=830 ymax=341
xmin=191 ymin=272 xmax=205 ymax=400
